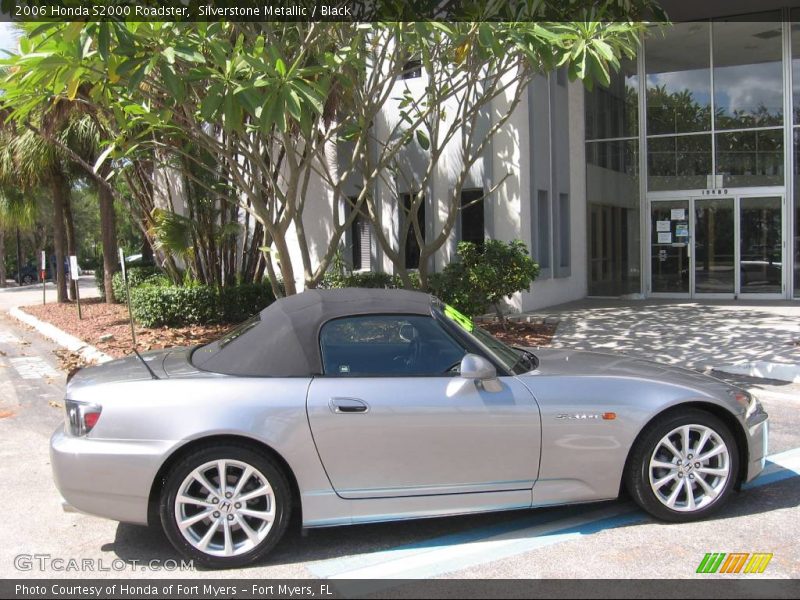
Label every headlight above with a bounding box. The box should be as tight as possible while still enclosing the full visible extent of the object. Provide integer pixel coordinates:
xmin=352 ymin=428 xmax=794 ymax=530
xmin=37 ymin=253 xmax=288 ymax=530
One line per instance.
xmin=729 ymin=388 xmax=762 ymax=419
xmin=65 ymin=399 xmax=102 ymax=436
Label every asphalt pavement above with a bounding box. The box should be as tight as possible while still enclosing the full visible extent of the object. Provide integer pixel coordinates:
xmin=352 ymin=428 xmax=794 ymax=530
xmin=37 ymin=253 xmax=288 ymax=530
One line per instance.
xmin=0 ymin=310 xmax=798 ymax=581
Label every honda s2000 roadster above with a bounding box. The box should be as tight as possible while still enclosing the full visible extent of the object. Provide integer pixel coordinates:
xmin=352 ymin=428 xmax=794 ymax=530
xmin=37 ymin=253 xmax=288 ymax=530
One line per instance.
xmin=52 ymin=289 xmax=768 ymax=568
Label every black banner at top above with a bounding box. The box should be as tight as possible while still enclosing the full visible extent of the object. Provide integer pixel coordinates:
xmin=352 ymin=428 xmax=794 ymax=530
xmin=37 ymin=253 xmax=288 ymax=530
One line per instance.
xmin=1 ymin=0 xmax=675 ymax=23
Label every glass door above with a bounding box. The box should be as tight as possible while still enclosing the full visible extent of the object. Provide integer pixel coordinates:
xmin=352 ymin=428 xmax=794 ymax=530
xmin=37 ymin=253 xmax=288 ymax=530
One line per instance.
xmin=650 ymin=200 xmax=690 ymax=295
xmin=649 ymin=194 xmax=785 ymax=298
xmin=739 ymin=196 xmax=783 ymax=297
xmin=694 ymin=198 xmax=735 ymax=296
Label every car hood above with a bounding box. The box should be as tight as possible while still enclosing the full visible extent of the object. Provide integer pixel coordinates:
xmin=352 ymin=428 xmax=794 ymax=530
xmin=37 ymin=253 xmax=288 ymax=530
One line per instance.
xmin=66 ymin=348 xmax=173 ymax=393
xmin=522 ymin=347 xmax=737 ymax=396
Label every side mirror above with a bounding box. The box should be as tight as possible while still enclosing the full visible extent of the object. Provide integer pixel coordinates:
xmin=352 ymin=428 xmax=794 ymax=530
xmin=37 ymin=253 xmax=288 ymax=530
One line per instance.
xmin=460 ymin=354 xmax=502 ymax=392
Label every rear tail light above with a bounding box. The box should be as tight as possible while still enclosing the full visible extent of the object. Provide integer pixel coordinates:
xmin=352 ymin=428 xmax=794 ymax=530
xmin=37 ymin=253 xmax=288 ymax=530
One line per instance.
xmin=65 ymin=400 xmax=102 ymax=436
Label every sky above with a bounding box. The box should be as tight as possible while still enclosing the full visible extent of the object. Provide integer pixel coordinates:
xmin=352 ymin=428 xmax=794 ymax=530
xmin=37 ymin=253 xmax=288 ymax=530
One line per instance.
xmin=0 ymin=22 xmax=19 ymax=55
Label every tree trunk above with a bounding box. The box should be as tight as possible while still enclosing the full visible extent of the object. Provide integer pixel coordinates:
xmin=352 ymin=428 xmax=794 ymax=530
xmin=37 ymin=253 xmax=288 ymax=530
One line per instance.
xmin=269 ymin=231 xmax=297 ymax=296
xmin=0 ymin=228 xmax=6 ymax=288
xmin=98 ymin=179 xmax=118 ymax=303
xmin=51 ymin=173 xmax=69 ymax=303
xmin=64 ymin=192 xmax=77 ymax=301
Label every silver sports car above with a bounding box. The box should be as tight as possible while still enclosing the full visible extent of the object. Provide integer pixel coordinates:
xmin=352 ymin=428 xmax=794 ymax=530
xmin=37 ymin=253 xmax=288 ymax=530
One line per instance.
xmin=52 ymin=289 xmax=769 ymax=568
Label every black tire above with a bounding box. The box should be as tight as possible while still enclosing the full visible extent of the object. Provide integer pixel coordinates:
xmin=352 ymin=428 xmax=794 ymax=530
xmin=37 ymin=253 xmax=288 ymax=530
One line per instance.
xmin=160 ymin=443 xmax=291 ymax=569
xmin=22 ymin=275 xmax=34 ymax=285
xmin=625 ymin=409 xmax=739 ymax=522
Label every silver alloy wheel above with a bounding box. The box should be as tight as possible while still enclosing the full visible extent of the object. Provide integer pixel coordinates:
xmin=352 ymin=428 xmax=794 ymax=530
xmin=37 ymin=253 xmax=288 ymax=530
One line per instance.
xmin=648 ymin=424 xmax=730 ymax=512
xmin=174 ymin=459 xmax=276 ymax=557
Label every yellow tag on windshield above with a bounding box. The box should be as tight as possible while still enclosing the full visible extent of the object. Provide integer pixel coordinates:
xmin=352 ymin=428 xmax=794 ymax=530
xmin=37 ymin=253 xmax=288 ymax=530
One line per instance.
xmin=444 ymin=304 xmax=474 ymax=332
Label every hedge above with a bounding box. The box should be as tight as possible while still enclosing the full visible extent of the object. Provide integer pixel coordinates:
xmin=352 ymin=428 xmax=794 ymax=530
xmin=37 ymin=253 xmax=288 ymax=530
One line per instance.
xmin=129 ymin=282 xmax=275 ymax=327
xmin=111 ymin=266 xmax=170 ymax=302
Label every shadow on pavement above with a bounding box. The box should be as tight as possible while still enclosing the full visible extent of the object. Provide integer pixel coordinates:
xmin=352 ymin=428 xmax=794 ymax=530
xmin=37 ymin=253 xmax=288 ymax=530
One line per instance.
xmin=106 ymin=472 xmax=800 ymax=572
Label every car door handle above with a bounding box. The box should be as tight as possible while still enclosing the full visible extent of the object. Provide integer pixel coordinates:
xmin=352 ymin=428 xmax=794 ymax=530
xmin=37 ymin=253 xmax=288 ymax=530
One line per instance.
xmin=330 ymin=397 xmax=369 ymax=414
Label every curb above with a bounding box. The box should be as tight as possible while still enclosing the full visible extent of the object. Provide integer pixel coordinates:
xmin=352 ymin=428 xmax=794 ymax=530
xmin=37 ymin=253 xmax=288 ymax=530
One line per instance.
xmin=713 ymin=361 xmax=800 ymax=384
xmin=8 ymin=306 xmax=114 ymax=365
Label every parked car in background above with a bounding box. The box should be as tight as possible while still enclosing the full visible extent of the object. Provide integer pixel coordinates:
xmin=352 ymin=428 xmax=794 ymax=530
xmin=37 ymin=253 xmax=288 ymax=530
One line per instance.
xmin=13 ymin=264 xmax=39 ymax=285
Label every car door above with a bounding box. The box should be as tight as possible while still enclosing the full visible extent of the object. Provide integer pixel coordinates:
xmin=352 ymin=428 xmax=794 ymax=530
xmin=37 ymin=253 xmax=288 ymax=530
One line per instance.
xmin=305 ymin=313 xmax=541 ymax=499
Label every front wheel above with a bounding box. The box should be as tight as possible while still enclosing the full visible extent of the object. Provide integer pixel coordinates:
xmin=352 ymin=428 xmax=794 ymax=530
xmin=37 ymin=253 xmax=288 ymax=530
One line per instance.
xmin=160 ymin=444 xmax=291 ymax=568
xmin=625 ymin=409 xmax=738 ymax=522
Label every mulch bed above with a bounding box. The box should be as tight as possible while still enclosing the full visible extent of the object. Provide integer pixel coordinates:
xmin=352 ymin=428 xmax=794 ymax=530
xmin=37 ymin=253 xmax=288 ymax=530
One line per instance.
xmin=481 ymin=320 xmax=557 ymax=348
xmin=22 ymin=298 xmax=232 ymax=360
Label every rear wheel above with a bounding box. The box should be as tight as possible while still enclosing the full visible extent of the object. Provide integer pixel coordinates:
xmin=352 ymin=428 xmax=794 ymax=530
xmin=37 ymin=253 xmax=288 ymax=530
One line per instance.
xmin=625 ymin=409 xmax=738 ymax=522
xmin=160 ymin=444 xmax=291 ymax=568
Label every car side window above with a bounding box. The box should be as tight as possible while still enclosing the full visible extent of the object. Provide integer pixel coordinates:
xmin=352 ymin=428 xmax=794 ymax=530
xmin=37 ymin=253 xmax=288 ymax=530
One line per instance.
xmin=320 ymin=315 xmax=466 ymax=376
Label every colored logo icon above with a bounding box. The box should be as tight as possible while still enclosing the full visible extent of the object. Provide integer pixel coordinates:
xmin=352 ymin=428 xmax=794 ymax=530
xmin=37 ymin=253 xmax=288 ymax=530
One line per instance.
xmin=696 ymin=553 xmax=773 ymax=574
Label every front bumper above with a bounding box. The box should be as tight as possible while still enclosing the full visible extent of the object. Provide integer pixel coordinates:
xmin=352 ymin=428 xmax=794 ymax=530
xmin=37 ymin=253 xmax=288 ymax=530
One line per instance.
xmin=743 ymin=405 xmax=769 ymax=483
xmin=50 ymin=425 xmax=176 ymax=525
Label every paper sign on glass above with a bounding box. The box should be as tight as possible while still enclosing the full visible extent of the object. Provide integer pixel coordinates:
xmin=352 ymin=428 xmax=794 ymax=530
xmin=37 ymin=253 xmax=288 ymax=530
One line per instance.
xmin=656 ymin=220 xmax=671 ymax=232
xmin=671 ymin=208 xmax=686 ymax=220
xmin=657 ymin=232 xmax=672 ymax=244
xmin=675 ymin=224 xmax=689 ymax=238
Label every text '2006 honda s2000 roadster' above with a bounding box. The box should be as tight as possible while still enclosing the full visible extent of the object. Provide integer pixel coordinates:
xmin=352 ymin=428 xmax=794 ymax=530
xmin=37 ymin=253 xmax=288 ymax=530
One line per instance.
xmin=52 ymin=288 xmax=769 ymax=568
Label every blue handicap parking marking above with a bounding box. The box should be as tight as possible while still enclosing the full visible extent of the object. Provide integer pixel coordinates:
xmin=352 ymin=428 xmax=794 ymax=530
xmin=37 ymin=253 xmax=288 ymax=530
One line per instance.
xmin=310 ymin=447 xmax=800 ymax=580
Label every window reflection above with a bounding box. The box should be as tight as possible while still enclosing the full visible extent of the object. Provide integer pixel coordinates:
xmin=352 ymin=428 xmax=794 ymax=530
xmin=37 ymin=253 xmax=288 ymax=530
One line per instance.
xmin=586 ymin=58 xmax=638 ymax=140
xmin=716 ymin=129 xmax=784 ymax=187
xmin=713 ymin=15 xmax=783 ymax=130
xmin=647 ymin=134 xmax=712 ymax=191
xmin=646 ymin=22 xmax=711 ymax=135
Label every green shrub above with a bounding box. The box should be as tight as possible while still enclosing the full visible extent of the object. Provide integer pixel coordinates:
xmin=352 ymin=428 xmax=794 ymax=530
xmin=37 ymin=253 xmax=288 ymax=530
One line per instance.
xmin=429 ymin=240 xmax=540 ymax=318
xmin=218 ymin=283 xmax=277 ymax=322
xmin=130 ymin=282 xmax=275 ymax=327
xmin=112 ymin=266 xmax=169 ymax=302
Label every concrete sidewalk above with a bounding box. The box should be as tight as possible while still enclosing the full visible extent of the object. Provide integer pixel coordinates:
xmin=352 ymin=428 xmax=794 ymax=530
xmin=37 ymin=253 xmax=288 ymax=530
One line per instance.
xmin=523 ymin=298 xmax=800 ymax=383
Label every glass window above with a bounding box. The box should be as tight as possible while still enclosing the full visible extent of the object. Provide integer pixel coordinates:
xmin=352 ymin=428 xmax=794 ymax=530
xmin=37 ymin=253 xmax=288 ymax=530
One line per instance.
xmin=715 ymin=129 xmax=784 ymax=187
xmin=460 ymin=189 xmax=485 ymax=246
xmin=320 ymin=315 xmax=466 ymax=377
xmin=712 ymin=15 xmax=783 ymax=130
xmin=536 ymin=190 xmax=551 ymax=270
xmin=400 ymin=193 xmax=425 ymax=269
xmin=586 ymin=139 xmax=641 ymax=296
xmin=646 ymin=22 xmax=712 ymax=135
xmin=647 ymin=133 xmax=712 ymax=191
xmin=791 ymin=12 xmax=800 ymax=297
xmin=346 ymin=196 xmax=372 ymax=271
xmin=585 ymin=58 xmax=638 ymax=140
xmin=740 ymin=197 xmax=783 ymax=294
xmin=557 ymin=193 xmax=570 ymax=272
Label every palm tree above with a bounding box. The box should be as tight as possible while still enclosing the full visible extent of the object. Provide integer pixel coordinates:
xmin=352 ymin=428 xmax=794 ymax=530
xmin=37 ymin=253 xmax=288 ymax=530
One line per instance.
xmin=0 ymin=187 xmax=37 ymax=287
xmin=3 ymin=125 xmax=72 ymax=301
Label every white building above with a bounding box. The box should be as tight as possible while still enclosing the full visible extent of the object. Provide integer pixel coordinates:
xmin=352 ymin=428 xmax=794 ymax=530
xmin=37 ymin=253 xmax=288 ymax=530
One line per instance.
xmin=262 ymin=3 xmax=800 ymax=311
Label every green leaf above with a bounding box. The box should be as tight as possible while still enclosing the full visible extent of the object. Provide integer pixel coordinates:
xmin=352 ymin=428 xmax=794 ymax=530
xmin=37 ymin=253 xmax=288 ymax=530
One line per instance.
xmin=275 ymin=58 xmax=287 ymax=77
xmin=98 ymin=23 xmax=110 ymax=61
xmin=415 ymin=129 xmax=430 ymax=150
xmin=286 ymin=88 xmax=302 ymax=121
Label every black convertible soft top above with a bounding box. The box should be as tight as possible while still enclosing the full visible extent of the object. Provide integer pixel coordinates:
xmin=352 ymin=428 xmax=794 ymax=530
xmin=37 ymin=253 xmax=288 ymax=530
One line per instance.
xmin=191 ymin=288 xmax=435 ymax=377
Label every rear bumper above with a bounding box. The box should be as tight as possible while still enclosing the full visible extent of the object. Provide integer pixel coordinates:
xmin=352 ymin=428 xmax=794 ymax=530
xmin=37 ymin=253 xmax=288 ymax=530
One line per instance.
xmin=743 ymin=408 xmax=769 ymax=483
xmin=50 ymin=425 xmax=175 ymax=525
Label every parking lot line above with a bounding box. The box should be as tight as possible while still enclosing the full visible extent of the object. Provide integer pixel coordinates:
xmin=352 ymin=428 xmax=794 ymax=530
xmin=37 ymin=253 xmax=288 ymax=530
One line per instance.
xmin=310 ymin=446 xmax=800 ymax=580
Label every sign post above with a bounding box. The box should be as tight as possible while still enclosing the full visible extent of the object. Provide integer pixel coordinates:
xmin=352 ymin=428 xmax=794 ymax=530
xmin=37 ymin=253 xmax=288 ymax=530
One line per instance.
xmin=40 ymin=250 xmax=46 ymax=305
xmin=119 ymin=248 xmax=137 ymax=347
xmin=69 ymin=255 xmax=81 ymax=319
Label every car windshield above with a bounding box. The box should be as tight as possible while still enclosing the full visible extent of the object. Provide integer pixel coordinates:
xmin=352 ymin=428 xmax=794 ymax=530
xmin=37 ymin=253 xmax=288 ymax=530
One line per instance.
xmin=437 ymin=304 xmax=537 ymax=374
